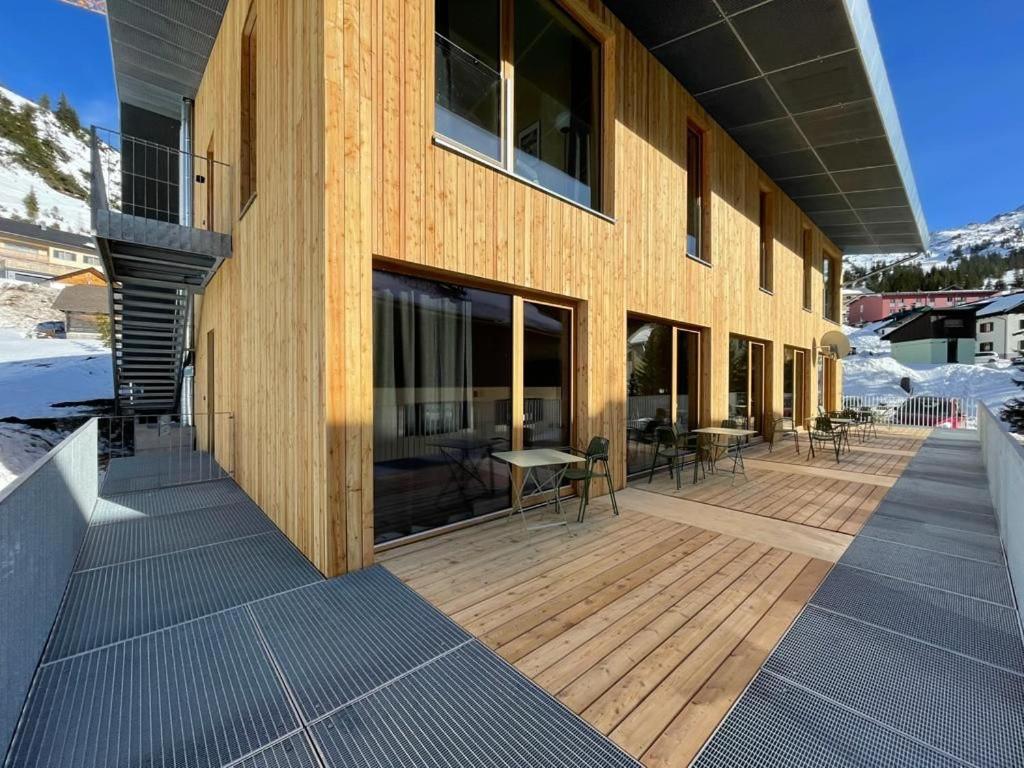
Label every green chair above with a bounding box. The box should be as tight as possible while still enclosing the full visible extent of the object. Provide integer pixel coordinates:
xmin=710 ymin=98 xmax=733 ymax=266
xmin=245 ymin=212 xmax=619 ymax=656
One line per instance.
xmin=807 ymin=416 xmax=841 ymax=463
xmin=647 ymin=426 xmax=687 ymax=484
xmin=566 ymin=436 xmax=619 ymax=523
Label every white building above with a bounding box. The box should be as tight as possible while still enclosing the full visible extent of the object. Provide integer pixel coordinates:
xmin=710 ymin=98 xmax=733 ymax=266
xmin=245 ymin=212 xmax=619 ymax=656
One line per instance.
xmin=976 ymin=293 xmax=1024 ymax=359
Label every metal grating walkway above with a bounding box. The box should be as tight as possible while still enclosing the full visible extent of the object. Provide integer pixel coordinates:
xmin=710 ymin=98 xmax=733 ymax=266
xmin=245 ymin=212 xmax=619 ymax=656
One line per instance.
xmin=693 ymin=430 xmax=1024 ymax=768
xmin=5 ymin=465 xmax=639 ymax=767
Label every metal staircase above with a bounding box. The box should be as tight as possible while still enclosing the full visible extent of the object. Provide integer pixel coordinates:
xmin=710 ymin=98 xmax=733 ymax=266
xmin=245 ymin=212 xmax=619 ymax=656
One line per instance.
xmin=90 ymin=127 xmax=231 ymax=415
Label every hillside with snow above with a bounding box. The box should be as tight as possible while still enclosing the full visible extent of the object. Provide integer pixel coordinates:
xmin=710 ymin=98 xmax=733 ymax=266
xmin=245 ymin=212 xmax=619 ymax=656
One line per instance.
xmin=0 ymin=85 xmax=118 ymax=235
xmin=845 ymin=204 xmax=1024 ymax=284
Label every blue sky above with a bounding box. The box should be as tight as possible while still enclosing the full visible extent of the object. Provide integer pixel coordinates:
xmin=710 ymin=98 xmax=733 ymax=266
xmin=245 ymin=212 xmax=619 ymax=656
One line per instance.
xmin=0 ymin=0 xmax=1021 ymax=233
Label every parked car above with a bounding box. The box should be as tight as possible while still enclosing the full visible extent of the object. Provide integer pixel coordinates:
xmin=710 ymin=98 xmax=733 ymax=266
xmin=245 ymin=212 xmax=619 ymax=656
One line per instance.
xmin=974 ymin=351 xmax=1000 ymax=364
xmin=891 ymin=396 xmax=963 ymax=428
xmin=33 ymin=320 xmax=66 ymax=339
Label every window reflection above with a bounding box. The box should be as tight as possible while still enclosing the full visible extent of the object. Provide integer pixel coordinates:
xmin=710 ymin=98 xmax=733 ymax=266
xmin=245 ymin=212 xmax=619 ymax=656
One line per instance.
xmin=626 ymin=319 xmax=672 ymax=475
xmin=513 ymin=0 xmax=600 ymax=208
xmin=524 ymin=302 xmax=572 ymax=450
xmin=373 ymin=270 xmax=512 ymax=542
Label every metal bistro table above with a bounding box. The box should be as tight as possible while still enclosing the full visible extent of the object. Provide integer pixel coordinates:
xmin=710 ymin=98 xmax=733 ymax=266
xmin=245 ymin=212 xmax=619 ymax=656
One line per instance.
xmin=691 ymin=427 xmax=759 ymax=478
xmin=493 ymin=448 xmax=586 ymax=533
xmin=829 ymin=418 xmax=856 ymax=454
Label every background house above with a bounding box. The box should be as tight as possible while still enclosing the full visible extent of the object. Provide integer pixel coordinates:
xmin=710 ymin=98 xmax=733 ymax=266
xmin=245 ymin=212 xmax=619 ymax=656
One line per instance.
xmin=976 ymin=293 xmax=1024 ymax=359
xmin=882 ymin=305 xmax=978 ymax=364
xmin=51 ymin=284 xmax=108 ymax=337
xmin=0 ymin=217 xmax=103 ymax=282
xmin=847 ymin=289 xmax=998 ymax=325
xmin=48 ymin=266 xmax=108 ymax=286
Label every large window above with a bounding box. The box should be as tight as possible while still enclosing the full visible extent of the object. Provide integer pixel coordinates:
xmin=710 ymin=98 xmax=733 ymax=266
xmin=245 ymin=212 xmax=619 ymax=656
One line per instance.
xmin=373 ymin=271 xmax=513 ymax=542
xmin=686 ymin=126 xmax=705 ymax=261
xmin=53 ymin=249 xmax=78 ymax=263
xmin=626 ymin=318 xmax=704 ymax=475
xmin=729 ymin=335 xmax=767 ymax=434
xmin=373 ymin=270 xmax=575 ymax=543
xmin=239 ymin=5 xmax=257 ymax=209
xmin=783 ymin=347 xmax=807 ymax=426
xmin=822 ymin=252 xmax=839 ymax=322
xmin=758 ymin=190 xmax=772 ymax=291
xmin=802 ymin=227 xmax=813 ymax=310
xmin=434 ymin=0 xmax=603 ymax=211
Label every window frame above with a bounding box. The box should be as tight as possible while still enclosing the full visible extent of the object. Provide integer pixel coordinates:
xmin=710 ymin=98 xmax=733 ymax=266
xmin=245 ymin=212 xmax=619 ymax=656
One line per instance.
xmin=239 ymin=4 xmax=258 ymax=214
xmin=52 ymin=249 xmax=78 ymax=263
xmin=758 ymin=187 xmax=773 ymax=293
xmin=685 ymin=121 xmax=711 ymax=265
xmin=432 ymin=0 xmax=615 ymax=216
xmin=801 ymin=225 xmax=813 ymax=310
xmin=822 ymin=248 xmax=840 ymax=323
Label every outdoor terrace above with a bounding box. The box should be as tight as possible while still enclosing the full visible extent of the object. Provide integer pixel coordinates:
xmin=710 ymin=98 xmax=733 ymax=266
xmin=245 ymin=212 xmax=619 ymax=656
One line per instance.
xmin=381 ymin=425 xmax=1024 ymax=767
xmin=2 ymin=420 xmax=1022 ymax=767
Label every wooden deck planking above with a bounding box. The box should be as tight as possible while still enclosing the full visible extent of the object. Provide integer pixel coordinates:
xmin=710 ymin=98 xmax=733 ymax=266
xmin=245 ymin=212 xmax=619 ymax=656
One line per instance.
xmin=378 ymin=431 xmax=921 ymax=766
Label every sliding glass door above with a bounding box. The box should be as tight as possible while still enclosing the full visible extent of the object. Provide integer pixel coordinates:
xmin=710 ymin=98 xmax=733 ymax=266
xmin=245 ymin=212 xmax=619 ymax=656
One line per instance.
xmin=626 ymin=317 xmax=704 ymax=475
xmin=372 ymin=269 xmax=575 ymax=544
xmin=523 ymin=301 xmax=572 ymax=450
xmin=728 ymin=335 xmax=768 ymax=434
xmin=783 ymin=347 xmax=807 ymax=427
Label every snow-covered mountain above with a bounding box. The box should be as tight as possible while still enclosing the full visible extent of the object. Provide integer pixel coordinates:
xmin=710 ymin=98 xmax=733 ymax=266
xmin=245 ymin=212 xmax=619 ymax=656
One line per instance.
xmin=845 ymin=204 xmax=1024 ymax=276
xmin=0 ymin=85 xmax=118 ymax=235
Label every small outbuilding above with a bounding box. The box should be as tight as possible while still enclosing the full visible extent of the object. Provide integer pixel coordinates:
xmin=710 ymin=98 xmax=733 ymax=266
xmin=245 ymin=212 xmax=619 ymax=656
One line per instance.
xmin=51 ymin=284 xmax=109 ymax=338
xmin=48 ymin=267 xmax=108 ymax=287
xmin=882 ymin=306 xmax=978 ymax=364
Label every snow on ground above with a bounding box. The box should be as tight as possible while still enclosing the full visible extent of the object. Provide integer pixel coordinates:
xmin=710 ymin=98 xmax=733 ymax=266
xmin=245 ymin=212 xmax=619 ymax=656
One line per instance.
xmin=843 ymin=324 xmax=1021 ymax=415
xmin=0 ymin=326 xmax=112 ymax=492
xmin=0 ymin=279 xmax=64 ymax=331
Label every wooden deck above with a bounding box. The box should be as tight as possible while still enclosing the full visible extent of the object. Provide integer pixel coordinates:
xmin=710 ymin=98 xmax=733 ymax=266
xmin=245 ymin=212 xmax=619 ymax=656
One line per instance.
xmin=380 ymin=428 xmax=927 ymax=766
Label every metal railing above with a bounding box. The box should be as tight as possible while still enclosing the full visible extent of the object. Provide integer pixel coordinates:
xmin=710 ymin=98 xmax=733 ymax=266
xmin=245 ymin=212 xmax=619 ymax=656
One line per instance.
xmin=841 ymin=393 xmax=978 ymax=429
xmin=90 ymin=126 xmax=232 ymax=234
xmin=97 ymin=412 xmax=235 ymax=492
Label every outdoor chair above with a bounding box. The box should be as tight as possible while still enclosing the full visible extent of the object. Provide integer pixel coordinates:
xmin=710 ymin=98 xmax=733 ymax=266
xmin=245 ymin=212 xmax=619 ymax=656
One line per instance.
xmin=566 ymin=436 xmax=619 ymax=523
xmin=648 ymin=426 xmax=689 ymax=484
xmin=807 ymin=415 xmax=841 ymax=463
xmin=769 ymin=416 xmax=800 ymax=454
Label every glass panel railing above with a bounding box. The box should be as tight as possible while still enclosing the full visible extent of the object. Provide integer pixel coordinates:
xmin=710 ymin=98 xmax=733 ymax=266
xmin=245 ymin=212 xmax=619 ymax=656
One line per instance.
xmin=434 ymin=33 xmax=502 ymax=163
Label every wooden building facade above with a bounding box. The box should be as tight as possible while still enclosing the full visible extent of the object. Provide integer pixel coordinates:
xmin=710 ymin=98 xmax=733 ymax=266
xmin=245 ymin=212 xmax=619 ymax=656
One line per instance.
xmin=190 ymin=0 xmax=879 ymax=576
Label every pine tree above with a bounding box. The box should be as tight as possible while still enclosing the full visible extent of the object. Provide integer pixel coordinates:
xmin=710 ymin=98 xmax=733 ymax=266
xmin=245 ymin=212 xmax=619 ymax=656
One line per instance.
xmin=23 ymin=188 xmax=39 ymax=220
xmin=54 ymin=92 xmax=81 ymax=133
xmin=37 ymin=94 xmax=51 ymax=111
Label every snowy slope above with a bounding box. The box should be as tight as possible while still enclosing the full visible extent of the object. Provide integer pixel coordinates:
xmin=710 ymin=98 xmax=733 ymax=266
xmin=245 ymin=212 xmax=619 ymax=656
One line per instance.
xmin=845 ymin=204 xmax=1024 ymax=276
xmin=0 ymin=86 xmax=119 ymax=234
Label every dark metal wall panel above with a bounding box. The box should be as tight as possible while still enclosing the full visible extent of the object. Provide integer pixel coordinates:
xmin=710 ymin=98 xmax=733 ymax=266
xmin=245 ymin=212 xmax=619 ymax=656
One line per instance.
xmin=0 ymin=420 xmax=97 ymax=760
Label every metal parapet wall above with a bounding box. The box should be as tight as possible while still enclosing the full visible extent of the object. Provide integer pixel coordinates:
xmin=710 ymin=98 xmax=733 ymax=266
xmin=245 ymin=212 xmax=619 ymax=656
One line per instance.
xmin=0 ymin=420 xmax=98 ymax=759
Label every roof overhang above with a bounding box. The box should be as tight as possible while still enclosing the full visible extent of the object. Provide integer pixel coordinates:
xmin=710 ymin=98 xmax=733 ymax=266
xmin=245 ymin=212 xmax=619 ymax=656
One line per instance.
xmin=604 ymin=0 xmax=928 ymax=255
xmin=105 ymin=0 xmax=228 ymax=120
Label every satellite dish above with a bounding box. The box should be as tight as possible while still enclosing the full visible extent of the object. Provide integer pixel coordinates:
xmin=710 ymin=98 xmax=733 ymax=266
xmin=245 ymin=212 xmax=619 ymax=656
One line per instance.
xmin=821 ymin=329 xmax=852 ymax=358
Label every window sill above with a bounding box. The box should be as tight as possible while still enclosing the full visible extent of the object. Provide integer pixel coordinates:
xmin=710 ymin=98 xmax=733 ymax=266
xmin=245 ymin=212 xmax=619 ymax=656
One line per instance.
xmin=802 ymin=306 xmax=813 ymax=313
xmin=433 ymin=134 xmax=616 ymax=225
xmin=759 ymin=286 xmax=774 ymax=296
xmin=686 ymin=253 xmax=712 ymax=268
xmin=823 ymin=317 xmax=841 ymax=326
xmin=239 ymin=193 xmax=257 ymax=220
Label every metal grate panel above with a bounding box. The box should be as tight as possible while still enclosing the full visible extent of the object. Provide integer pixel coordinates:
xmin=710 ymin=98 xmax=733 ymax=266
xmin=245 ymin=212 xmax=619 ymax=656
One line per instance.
xmin=77 ymin=500 xmax=274 ymax=570
xmin=871 ymin=499 xmax=998 ymax=536
xmin=311 ymin=641 xmax=641 ymax=768
xmin=46 ymin=532 xmax=321 ymax=661
xmin=230 ymin=733 xmax=320 ymax=768
xmin=884 ymin=483 xmax=995 ymax=518
xmin=860 ymin=514 xmax=1004 ymax=563
xmin=840 ymin=536 xmax=1014 ymax=606
xmin=92 ymin=478 xmax=251 ymax=524
xmin=765 ymin=607 xmax=1024 ymax=767
xmin=693 ymin=672 xmax=962 ymax=768
xmin=6 ymin=609 xmax=298 ymax=768
xmin=811 ymin=565 xmax=1024 ymax=672
xmin=249 ymin=565 xmax=470 ymax=722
